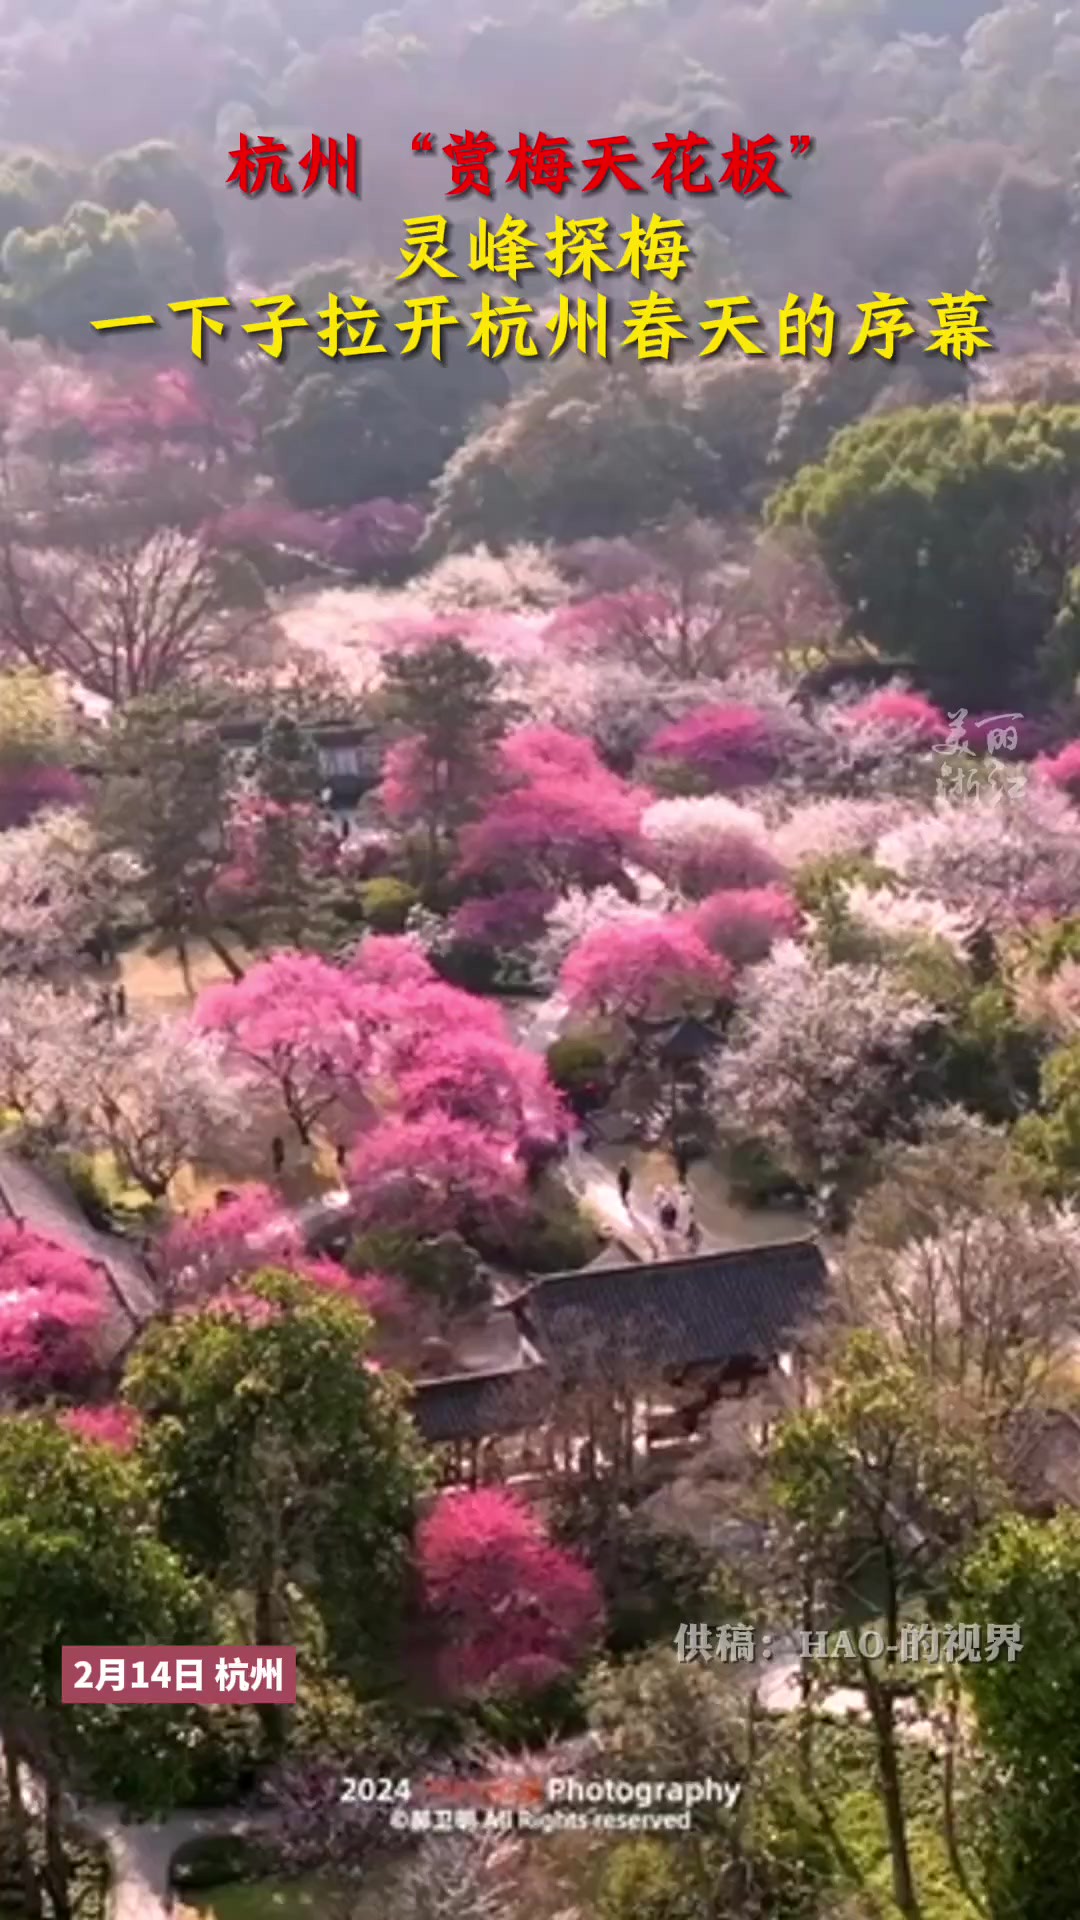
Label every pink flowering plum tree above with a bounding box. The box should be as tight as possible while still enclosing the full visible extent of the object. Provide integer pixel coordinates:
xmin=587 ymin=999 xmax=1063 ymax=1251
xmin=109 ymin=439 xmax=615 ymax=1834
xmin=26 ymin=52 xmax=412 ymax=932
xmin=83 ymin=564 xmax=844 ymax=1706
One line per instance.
xmin=640 ymin=796 xmax=784 ymax=897
xmin=346 ymin=1115 xmax=526 ymax=1240
xmin=154 ymin=1185 xmax=405 ymax=1326
xmin=458 ymin=727 xmax=646 ymax=896
xmin=497 ymin=725 xmax=611 ymax=786
xmin=0 ymin=1221 xmax=106 ymax=1396
xmin=458 ymin=778 xmax=644 ymax=894
xmin=195 ymin=953 xmax=375 ymax=1145
xmin=395 ymin=1032 xmax=565 ymax=1145
xmin=1036 ymin=739 xmax=1080 ymax=801
xmin=645 ymin=703 xmax=783 ymax=792
xmin=416 ymin=1488 xmax=604 ymax=1698
xmin=151 ymin=1182 xmax=403 ymax=1336
xmin=154 ymin=1184 xmax=305 ymax=1301
xmin=561 ymin=916 xmax=734 ymax=1023
xmin=692 ymin=887 xmax=802 ymax=968
xmin=451 ymin=721 xmax=641 ymax=894
xmin=838 ymin=689 xmax=947 ymax=747
xmin=365 ymin=976 xmax=508 ymax=1082
xmin=347 ymin=935 xmax=439 ymax=990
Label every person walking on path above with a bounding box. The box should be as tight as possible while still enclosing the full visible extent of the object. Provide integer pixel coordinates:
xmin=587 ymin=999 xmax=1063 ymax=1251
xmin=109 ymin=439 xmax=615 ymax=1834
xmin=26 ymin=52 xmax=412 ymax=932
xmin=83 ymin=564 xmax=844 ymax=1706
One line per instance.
xmin=617 ymin=1163 xmax=633 ymax=1208
xmin=674 ymin=1142 xmax=691 ymax=1187
xmin=655 ymin=1185 xmax=678 ymax=1235
xmin=682 ymin=1193 xmax=700 ymax=1252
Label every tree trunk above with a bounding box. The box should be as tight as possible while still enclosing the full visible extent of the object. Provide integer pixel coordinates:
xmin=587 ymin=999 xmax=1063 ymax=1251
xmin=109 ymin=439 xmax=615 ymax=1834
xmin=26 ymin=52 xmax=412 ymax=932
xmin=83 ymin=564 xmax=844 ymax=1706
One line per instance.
xmin=41 ymin=1776 xmax=72 ymax=1920
xmin=175 ymin=932 xmax=194 ymax=1000
xmin=942 ymin=1669 xmax=982 ymax=1911
xmin=2 ymin=1739 xmax=42 ymax=1920
xmin=206 ymin=932 xmax=246 ymax=982
xmin=861 ymin=1655 xmax=920 ymax=1919
xmin=797 ymin=1574 xmax=816 ymax=1793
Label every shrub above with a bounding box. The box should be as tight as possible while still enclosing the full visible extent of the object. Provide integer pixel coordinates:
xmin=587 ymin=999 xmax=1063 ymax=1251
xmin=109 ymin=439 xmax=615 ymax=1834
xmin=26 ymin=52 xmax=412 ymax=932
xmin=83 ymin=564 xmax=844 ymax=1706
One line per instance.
xmin=430 ymin=939 xmax=501 ymax=993
xmin=359 ymin=876 xmax=420 ymax=932
xmin=546 ymin=1032 xmax=612 ymax=1100
xmin=599 ymin=1839 xmax=702 ymax=1920
xmin=348 ymin=1228 xmax=491 ymax=1317
xmin=490 ymin=1191 xmax=603 ymax=1274
xmin=169 ymin=1833 xmax=270 ymax=1891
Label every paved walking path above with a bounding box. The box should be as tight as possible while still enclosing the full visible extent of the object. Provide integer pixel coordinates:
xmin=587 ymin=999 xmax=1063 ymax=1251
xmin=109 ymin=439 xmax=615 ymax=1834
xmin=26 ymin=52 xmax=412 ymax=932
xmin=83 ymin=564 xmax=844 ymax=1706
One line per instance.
xmin=80 ymin=1803 xmax=277 ymax=1920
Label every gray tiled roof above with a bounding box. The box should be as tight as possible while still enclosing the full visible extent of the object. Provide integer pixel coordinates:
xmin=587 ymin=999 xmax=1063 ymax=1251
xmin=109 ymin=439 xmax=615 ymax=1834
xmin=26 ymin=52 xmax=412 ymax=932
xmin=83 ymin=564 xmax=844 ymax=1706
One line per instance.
xmin=0 ymin=1150 xmax=155 ymax=1359
xmin=411 ymin=1240 xmax=827 ymax=1443
xmin=514 ymin=1239 xmax=827 ymax=1379
xmin=412 ymin=1365 xmax=554 ymax=1445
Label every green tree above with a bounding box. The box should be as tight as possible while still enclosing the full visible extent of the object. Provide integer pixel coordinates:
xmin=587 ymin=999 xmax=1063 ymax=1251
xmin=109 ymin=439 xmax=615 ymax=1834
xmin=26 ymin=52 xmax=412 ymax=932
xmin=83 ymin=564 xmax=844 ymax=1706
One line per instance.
xmin=260 ymin=266 xmax=509 ymax=512
xmin=380 ymin=636 xmax=507 ymax=889
xmin=124 ymin=1271 xmax=428 ymax=1745
xmin=93 ymin=685 xmax=238 ymax=986
xmin=0 ymin=1417 xmax=210 ymax=1917
xmin=977 ymin=166 xmax=1074 ymax=317
xmin=254 ymin=712 xmax=323 ymax=806
xmin=93 ymin=138 xmax=225 ymax=283
xmin=770 ymin=1333 xmax=1001 ymax=1920
xmin=0 ymin=199 xmax=193 ymax=349
xmin=425 ymin=360 xmax=728 ymax=553
xmin=585 ymin=1648 xmax=832 ymax=1918
xmin=1013 ymin=1037 xmax=1080 ymax=1195
xmin=961 ymin=1512 xmax=1080 ymax=1920
xmin=768 ymin=403 xmax=1080 ymax=706
xmin=0 ymin=149 xmax=82 ymax=248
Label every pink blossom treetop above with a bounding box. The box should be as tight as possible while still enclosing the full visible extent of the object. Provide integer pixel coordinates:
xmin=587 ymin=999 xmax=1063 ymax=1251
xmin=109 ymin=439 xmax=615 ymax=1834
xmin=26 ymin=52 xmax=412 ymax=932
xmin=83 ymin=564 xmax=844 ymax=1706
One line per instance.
xmin=155 ymin=1184 xmax=304 ymax=1302
xmin=156 ymin=1188 xmax=406 ymax=1322
xmin=346 ymin=1114 xmax=526 ymax=1238
xmin=838 ymin=689 xmax=947 ymax=745
xmin=0 ymin=1221 xmax=106 ymax=1394
xmin=640 ymin=795 xmax=784 ymax=896
xmin=1036 ymin=739 xmax=1080 ymax=802
xmin=395 ymin=1031 xmax=566 ymax=1145
xmin=458 ymin=776 xmax=645 ymax=894
xmin=693 ymin=887 xmax=802 ymax=968
xmin=456 ymin=722 xmax=646 ymax=895
xmin=646 ymin=703 xmax=783 ymax=790
xmin=416 ymin=1488 xmax=604 ymax=1698
xmin=498 ymin=724 xmax=611 ymax=786
xmin=61 ymin=1403 xmax=143 ymax=1452
xmin=346 ymin=935 xmax=438 ymax=989
xmin=195 ymin=953 xmax=375 ymax=1144
xmin=365 ymin=977 xmax=508 ymax=1081
xmin=561 ymin=915 xmax=735 ymax=1022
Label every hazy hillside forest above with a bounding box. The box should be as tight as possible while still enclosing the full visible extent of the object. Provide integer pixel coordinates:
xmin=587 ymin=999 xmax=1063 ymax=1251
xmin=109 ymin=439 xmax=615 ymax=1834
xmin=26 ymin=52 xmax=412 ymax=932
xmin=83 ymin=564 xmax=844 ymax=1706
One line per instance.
xmin=8 ymin=2 xmax=1080 ymax=1920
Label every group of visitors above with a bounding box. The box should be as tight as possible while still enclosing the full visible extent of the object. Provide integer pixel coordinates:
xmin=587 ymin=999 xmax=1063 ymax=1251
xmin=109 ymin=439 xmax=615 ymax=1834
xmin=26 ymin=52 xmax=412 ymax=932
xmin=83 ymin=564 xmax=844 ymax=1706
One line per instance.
xmin=616 ymin=1159 xmax=700 ymax=1253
